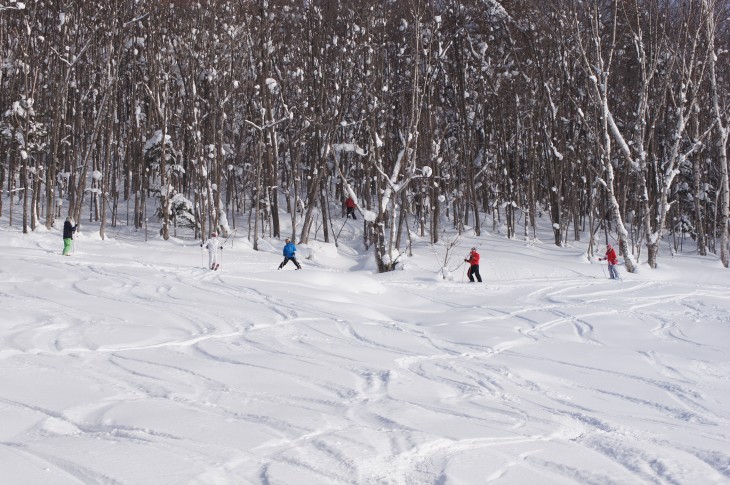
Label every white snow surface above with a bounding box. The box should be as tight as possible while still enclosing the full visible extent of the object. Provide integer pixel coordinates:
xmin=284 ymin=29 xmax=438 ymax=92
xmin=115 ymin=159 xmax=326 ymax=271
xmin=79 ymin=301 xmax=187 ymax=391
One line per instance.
xmin=1 ymin=217 xmax=729 ymax=485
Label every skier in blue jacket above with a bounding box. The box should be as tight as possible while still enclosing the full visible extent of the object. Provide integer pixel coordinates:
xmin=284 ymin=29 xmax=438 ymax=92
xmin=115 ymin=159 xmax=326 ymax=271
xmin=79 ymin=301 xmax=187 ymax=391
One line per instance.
xmin=278 ymin=237 xmax=302 ymax=270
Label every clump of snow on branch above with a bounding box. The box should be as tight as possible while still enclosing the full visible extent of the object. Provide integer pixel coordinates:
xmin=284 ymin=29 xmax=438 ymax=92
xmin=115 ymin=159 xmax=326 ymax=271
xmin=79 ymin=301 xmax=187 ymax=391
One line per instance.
xmin=265 ymin=78 xmax=278 ymax=92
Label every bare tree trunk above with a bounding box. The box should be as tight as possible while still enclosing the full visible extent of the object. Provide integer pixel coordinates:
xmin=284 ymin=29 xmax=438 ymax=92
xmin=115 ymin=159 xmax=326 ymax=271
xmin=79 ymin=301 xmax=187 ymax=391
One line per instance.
xmin=253 ymin=138 xmax=263 ymax=249
xmin=705 ymin=0 xmax=730 ymax=267
xmin=576 ymin=1 xmax=636 ymax=272
xmin=299 ymin=133 xmax=327 ymax=245
xmin=21 ymin=156 xmax=28 ymax=233
xmin=691 ymin=103 xmax=707 ymax=256
xmin=71 ymin=88 xmax=111 ymax=225
xmin=99 ymin=83 xmax=117 ymax=240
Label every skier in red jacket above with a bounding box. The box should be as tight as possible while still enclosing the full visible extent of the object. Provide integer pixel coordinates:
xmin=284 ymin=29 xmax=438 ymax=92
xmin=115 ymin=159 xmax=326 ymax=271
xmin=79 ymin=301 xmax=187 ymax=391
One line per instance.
xmin=464 ymin=247 xmax=482 ymax=282
xmin=345 ymin=196 xmax=357 ymax=219
xmin=599 ymin=244 xmax=620 ymax=279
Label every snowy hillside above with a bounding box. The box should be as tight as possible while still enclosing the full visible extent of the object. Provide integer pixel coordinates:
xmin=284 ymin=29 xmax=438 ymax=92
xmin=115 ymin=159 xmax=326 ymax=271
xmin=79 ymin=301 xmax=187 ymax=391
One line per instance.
xmin=1 ymin=216 xmax=729 ymax=484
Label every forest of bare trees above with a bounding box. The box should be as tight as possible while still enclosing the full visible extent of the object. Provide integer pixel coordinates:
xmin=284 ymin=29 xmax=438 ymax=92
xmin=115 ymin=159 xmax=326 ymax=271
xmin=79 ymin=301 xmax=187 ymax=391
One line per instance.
xmin=1 ymin=0 xmax=728 ymax=271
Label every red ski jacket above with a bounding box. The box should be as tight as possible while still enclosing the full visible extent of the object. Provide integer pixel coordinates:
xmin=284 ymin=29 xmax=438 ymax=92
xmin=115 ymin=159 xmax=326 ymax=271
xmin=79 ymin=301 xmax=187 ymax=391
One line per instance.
xmin=604 ymin=247 xmax=618 ymax=265
xmin=466 ymin=250 xmax=480 ymax=265
xmin=345 ymin=197 xmax=355 ymax=209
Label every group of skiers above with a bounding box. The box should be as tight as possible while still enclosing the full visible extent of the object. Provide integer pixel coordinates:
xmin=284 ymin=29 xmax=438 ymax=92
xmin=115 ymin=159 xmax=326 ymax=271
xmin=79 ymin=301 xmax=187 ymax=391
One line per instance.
xmin=199 ymin=232 xmax=301 ymax=271
xmin=59 ymin=201 xmax=619 ymax=279
xmin=461 ymin=245 xmax=619 ymax=282
xmin=60 ymin=218 xmax=302 ymax=272
xmin=339 ymin=194 xmax=619 ymax=281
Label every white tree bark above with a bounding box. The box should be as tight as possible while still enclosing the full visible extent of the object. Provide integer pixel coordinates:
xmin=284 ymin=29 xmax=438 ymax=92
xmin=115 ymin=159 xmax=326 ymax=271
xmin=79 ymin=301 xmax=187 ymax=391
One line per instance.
xmin=704 ymin=0 xmax=730 ymax=267
xmin=575 ymin=2 xmax=636 ymax=272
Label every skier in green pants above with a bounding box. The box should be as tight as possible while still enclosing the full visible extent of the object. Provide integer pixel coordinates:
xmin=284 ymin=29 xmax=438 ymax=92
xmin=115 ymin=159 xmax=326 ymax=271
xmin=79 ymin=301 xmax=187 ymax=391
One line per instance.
xmin=62 ymin=216 xmax=77 ymax=256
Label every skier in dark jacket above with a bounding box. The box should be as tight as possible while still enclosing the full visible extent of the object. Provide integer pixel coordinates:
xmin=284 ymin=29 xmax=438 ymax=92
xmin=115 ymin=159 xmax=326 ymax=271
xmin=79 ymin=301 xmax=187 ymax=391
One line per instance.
xmin=62 ymin=216 xmax=77 ymax=256
xmin=464 ymin=247 xmax=482 ymax=282
xmin=278 ymin=238 xmax=302 ymax=270
xmin=599 ymin=244 xmax=620 ymax=279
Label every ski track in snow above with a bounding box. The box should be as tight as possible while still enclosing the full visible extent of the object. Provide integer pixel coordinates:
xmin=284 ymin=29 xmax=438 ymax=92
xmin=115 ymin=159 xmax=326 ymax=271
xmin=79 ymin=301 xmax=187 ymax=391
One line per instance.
xmin=1 ymin=230 xmax=730 ymax=484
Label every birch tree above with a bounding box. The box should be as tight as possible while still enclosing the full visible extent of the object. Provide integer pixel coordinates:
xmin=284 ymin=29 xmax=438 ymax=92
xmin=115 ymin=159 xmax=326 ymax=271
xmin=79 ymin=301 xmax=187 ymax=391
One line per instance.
xmin=704 ymin=0 xmax=730 ymax=267
xmin=574 ymin=1 xmax=636 ymax=272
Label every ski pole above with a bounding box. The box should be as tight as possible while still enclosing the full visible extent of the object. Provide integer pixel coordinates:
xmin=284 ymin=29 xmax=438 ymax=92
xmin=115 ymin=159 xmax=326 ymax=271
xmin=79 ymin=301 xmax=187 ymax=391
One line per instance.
xmin=222 ymin=229 xmax=237 ymax=248
xmin=336 ymin=219 xmax=348 ymax=238
xmin=464 ymin=252 xmax=472 ymax=282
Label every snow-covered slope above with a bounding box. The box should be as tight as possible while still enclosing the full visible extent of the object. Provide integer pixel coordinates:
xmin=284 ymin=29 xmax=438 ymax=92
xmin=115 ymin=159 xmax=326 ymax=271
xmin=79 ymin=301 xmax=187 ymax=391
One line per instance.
xmin=1 ymin=218 xmax=729 ymax=484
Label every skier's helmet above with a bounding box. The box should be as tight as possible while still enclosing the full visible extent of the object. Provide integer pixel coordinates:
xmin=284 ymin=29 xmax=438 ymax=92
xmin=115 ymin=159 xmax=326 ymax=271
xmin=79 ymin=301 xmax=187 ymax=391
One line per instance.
xmin=471 ymin=247 xmax=476 ymax=251
xmin=286 ymin=238 xmax=291 ymax=242
xmin=607 ymin=244 xmax=612 ymax=250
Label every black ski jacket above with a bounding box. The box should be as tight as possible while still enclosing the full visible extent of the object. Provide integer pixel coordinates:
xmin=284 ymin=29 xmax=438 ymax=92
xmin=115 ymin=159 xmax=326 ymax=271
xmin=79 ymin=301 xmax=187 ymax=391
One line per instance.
xmin=63 ymin=221 xmax=77 ymax=239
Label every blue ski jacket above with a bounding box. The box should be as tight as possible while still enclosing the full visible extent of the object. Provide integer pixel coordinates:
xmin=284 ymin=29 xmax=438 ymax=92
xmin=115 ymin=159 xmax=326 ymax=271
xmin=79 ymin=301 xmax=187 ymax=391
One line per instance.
xmin=283 ymin=242 xmax=297 ymax=258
